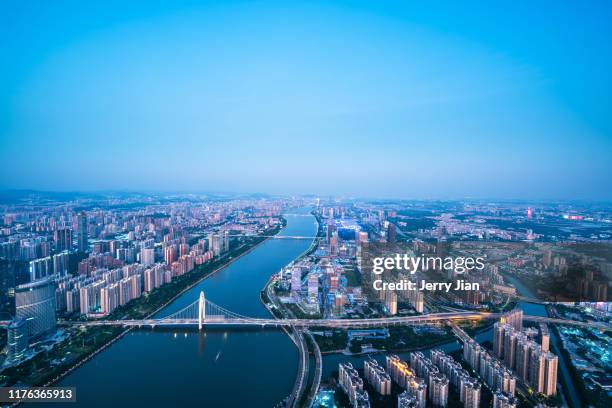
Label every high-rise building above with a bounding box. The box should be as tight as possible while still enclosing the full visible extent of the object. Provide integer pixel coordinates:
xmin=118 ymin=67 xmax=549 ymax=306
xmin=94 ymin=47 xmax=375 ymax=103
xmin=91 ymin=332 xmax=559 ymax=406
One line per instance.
xmin=529 ymin=347 xmax=546 ymax=394
xmin=330 ymin=232 xmax=338 ymax=255
xmin=223 ymin=231 xmax=230 ymax=253
xmin=15 ymin=277 xmax=56 ymax=338
xmin=544 ymin=352 xmax=558 ymax=396
xmin=141 ymin=248 xmax=155 ymax=266
xmin=364 ymin=358 xmax=392 ymax=395
xmin=53 ymin=228 xmax=73 ymax=251
xmin=493 ymin=322 xmax=507 ymax=358
xmin=387 ymin=223 xmax=397 ymax=243
xmin=515 ymin=337 xmax=531 ymax=381
xmin=291 ymin=267 xmax=302 ymax=293
xmin=460 ymin=377 xmax=481 ymax=408
xmin=77 ymin=212 xmax=88 ymax=252
xmin=307 ymin=273 xmax=319 ymax=300
xmin=503 ymin=329 xmax=518 ymax=369
xmin=208 ymin=234 xmax=222 ymax=257
xmin=29 ymin=256 xmax=54 ymax=281
xmin=384 ymin=290 xmax=397 ymax=316
xmin=53 ymin=252 xmax=69 ymax=276
xmin=500 ymin=309 xmax=523 ymax=330
xmin=338 ymin=362 xmax=370 ymax=408
xmin=6 ymin=318 xmax=28 ymax=365
xmin=539 ymin=323 xmax=550 ymax=352
xmin=164 ymin=245 xmax=177 ymax=264
xmin=429 ymin=374 xmax=449 ymax=407
xmin=386 ymin=355 xmax=427 ymax=408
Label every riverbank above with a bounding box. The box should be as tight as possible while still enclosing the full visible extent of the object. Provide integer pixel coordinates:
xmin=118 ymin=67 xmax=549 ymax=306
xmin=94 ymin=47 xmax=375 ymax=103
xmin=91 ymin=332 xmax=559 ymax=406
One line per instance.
xmin=3 ymin=222 xmax=286 ymax=390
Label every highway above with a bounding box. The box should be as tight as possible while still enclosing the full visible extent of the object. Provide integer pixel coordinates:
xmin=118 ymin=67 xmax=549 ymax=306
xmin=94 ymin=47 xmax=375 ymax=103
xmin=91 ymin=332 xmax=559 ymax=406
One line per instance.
xmin=286 ymin=329 xmax=308 ymax=408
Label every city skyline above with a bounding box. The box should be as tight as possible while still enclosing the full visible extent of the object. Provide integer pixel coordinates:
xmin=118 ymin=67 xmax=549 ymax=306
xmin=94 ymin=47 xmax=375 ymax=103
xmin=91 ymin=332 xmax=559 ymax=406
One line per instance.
xmin=2 ymin=1 xmax=612 ymax=199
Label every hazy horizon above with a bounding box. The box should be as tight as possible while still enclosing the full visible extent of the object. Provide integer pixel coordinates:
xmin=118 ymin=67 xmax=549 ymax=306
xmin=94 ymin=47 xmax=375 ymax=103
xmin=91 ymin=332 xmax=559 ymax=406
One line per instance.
xmin=2 ymin=1 xmax=612 ymax=199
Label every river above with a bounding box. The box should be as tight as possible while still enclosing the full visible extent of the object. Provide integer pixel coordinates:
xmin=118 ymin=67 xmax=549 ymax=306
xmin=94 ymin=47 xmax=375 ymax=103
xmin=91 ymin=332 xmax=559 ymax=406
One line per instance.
xmin=52 ymin=208 xmax=317 ymax=407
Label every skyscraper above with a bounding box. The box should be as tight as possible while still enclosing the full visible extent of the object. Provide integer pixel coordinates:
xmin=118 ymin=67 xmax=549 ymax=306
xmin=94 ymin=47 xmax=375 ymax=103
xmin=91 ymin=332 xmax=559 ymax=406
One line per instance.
xmin=77 ymin=212 xmax=88 ymax=252
xmin=15 ymin=277 xmax=56 ymax=338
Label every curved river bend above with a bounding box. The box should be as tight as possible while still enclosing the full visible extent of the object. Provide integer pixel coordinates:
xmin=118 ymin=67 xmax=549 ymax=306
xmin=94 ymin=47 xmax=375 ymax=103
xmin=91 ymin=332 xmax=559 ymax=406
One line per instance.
xmin=53 ymin=209 xmax=317 ymax=407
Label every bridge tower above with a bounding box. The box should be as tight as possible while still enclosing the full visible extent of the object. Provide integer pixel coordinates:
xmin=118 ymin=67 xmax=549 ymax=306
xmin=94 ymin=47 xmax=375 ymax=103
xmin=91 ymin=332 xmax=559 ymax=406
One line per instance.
xmin=198 ymin=291 xmax=206 ymax=330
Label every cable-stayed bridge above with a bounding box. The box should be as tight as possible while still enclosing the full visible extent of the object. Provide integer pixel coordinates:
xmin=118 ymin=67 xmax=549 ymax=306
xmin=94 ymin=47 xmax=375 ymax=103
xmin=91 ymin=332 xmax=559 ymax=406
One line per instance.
xmin=66 ymin=291 xmax=611 ymax=332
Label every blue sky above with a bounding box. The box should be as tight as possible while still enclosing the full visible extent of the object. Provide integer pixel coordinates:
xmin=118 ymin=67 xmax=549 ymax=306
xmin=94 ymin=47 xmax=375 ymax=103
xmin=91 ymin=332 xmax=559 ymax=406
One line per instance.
xmin=1 ymin=0 xmax=611 ymax=199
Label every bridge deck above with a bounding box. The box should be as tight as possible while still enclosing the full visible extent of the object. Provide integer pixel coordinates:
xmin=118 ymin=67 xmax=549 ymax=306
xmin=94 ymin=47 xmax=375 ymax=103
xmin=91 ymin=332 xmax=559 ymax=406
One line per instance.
xmin=61 ymin=312 xmax=610 ymax=332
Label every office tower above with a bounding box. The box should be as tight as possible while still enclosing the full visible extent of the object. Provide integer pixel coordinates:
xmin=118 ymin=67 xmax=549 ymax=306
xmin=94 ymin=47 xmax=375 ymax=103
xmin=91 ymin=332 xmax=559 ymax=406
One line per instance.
xmin=398 ymin=391 xmax=419 ymax=408
xmin=77 ymin=212 xmax=88 ymax=252
xmin=338 ymin=362 xmax=370 ymax=408
xmin=363 ymin=358 xmax=392 ymax=395
xmin=493 ymin=392 xmax=517 ymax=408
xmin=0 ymin=259 xmax=27 ymax=318
xmin=6 ymin=318 xmax=28 ymax=364
xmin=53 ymin=228 xmax=73 ymax=251
xmin=387 ymin=223 xmax=397 ymax=243
xmin=15 ymin=277 xmax=56 ymax=338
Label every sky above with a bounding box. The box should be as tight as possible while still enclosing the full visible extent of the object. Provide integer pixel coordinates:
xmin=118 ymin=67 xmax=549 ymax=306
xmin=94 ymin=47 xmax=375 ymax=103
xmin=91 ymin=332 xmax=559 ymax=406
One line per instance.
xmin=1 ymin=0 xmax=611 ymax=200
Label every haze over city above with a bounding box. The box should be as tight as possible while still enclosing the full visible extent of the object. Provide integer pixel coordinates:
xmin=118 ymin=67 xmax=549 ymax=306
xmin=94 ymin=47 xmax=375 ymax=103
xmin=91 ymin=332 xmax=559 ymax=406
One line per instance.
xmin=1 ymin=1 xmax=612 ymax=199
